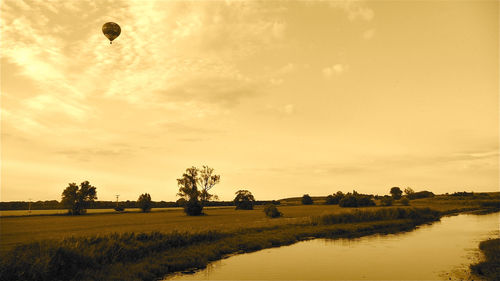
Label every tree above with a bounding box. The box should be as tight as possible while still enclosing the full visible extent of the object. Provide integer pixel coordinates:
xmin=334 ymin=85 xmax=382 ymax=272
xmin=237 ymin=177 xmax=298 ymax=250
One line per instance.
xmin=198 ymin=166 xmax=221 ymax=204
xmin=390 ymin=187 xmax=403 ymax=200
xmin=380 ymin=196 xmax=393 ymax=206
xmin=177 ymin=166 xmax=220 ymax=216
xmin=61 ymin=181 xmax=97 ymax=215
xmin=137 ymin=193 xmax=152 ymax=212
xmin=325 ymin=191 xmax=344 ymax=205
xmin=234 ymin=190 xmax=255 ymax=210
xmin=301 ymin=194 xmax=313 ymax=205
xmin=404 ymin=187 xmax=415 ymax=196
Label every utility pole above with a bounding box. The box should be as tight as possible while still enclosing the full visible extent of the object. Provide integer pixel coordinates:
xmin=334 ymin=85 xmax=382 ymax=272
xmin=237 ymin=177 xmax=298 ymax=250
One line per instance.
xmin=115 ymin=195 xmax=120 ymax=207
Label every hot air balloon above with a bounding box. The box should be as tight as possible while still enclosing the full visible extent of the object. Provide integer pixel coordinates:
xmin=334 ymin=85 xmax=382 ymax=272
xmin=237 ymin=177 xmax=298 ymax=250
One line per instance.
xmin=102 ymin=22 xmax=121 ymax=44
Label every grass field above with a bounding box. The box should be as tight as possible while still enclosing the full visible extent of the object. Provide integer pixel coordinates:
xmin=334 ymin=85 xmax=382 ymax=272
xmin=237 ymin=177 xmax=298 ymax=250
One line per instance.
xmin=1 ymin=197 xmax=496 ymax=254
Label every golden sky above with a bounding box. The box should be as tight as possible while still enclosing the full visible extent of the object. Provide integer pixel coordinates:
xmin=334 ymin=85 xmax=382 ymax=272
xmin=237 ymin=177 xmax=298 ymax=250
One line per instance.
xmin=1 ymin=0 xmax=498 ymax=202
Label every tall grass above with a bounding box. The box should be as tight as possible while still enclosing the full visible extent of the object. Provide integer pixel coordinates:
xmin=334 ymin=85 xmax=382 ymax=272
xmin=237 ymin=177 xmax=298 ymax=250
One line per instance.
xmin=0 ymin=231 xmax=225 ymax=281
xmin=311 ymin=207 xmax=440 ymax=225
xmin=470 ymin=238 xmax=500 ymax=280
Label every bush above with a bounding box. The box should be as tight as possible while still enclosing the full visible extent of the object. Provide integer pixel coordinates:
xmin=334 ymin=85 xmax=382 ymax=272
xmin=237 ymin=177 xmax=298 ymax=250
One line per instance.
xmin=137 ymin=193 xmax=152 ymax=213
xmin=312 ymin=207 xmax=441 ymax=225
xmin=380 ymin=196 xmax=393 ymax=206
xmin=301 ymin=194 xmax=313 ymax=205
xmin=263 ymin=204 xmax=282 ymax=218
xmin=400 ymin=197 xmax=410 ymax=206
xmin=339 ymin=194 xmax=375 ymax=207
xmin=184 ymin=199 xmax=203 ymax=216
xmin=114 ymin=206 xmax=124 ymax=212
xmin=325 ymin=191 xmax=344 ymax=205
xmin=407 ymin=190 xmax=434 ymax=200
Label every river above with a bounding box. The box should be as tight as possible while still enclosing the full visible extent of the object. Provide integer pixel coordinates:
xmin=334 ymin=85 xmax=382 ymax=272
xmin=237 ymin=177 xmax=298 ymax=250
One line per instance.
xmin=167 ymin=212 xmax=499 ymax=280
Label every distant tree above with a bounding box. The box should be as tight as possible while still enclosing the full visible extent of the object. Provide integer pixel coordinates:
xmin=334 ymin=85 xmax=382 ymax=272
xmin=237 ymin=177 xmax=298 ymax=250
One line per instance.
xmin=325 ymin=191 xmax=344 ymax=205
xmin=339 ymin=193 xmax=375 ymax=207
xmin=264 ymin=204 xmax=282 ymax=218
xmin=176 ymin=198 xmax=187 ymax=207
xmin=234 ymin=190 xmax=256 ymax=210
xmin=407 ymin=190 xmax=435 ymax=200
xmin=400 ymin=197 xmax=410 ymax=206
xmin=339 ymin=194 xmax=358 ymax=207
xmin=390 ymin=187 xmax=403 ymax=200
xmin=404 ymin=187 xmax=415 ymax=196
xmin=177 ymin=166 xmax=220 ymax=216
xmin=380 ymin=196 xmax=393 ymax=206
xmin=137 ymin=193 xmax=152 ymax=212
xmin=61 ymin=181 xmax=97 ymax=215
xmin=301 ymin=194 xmax=313 ymax=205
xmin=325 ymin=195 xmax=336 ymax=205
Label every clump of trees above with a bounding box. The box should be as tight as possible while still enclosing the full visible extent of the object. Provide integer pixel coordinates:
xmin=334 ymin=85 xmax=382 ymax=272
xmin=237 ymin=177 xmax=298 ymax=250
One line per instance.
xmin=61 ymin=181 xmax=97 ymax=215
xmin=400 ymin=197 xmax=410 ymax=206
xmin=138 ymin=193 xmax=153 ymax=212
xmin=380 ymin=196 xmax=393 ymax=206
xmin=325 ymin=191 xmax=344 ymax=205
xmin=177 ymin=166 xmax=220 ymax=216
xmin=301 ymin=194 xmax=313 ymax=205
xmin=234 ymin=190 xmax=255 ymax=210
xmin=264 ymin=204 xmax=282 ymax=218
xmin=339 ymin=191 xmax=375 ymax=207
xmin=390 ymin=187 xmax=403 ymax=200
xmin=407 ymin=190 xmax=435 ymax=200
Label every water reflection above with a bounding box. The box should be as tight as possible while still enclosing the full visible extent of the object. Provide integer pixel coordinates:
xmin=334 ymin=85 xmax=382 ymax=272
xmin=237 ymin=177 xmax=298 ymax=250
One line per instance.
xmin=167 ymin=213 xmax=499 ymax=280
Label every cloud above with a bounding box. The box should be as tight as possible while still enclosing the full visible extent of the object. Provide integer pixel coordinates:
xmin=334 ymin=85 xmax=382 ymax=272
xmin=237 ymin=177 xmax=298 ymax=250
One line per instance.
xmin=323 ymin=64 xmax=347 ymax=78
xmin=362 ymin=28 xmax=376 ymax=40
xmin=265 ymin=104 xmax=295 ymax=115
xmin=329 ymin=0 xmax=375 ymax=21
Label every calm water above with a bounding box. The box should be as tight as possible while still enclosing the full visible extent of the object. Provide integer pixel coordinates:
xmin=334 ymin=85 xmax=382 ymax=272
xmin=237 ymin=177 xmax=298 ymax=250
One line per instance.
xmin=167 ymin=212 xmax=499 ymax=280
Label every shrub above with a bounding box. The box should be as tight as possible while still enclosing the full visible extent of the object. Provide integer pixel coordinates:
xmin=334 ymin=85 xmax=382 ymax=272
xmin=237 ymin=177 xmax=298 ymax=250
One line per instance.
xmin=312 ymin=207 xmax=441 ymax=225
xmin=339 ymin=193 xmax=375 ymax=207
xmin=301 ymin=194 xmax=313 ymax=205
xmin=325 ymin=191 xmax=344 ymax=205
xmin=263 ymin=204 xmax=282 ymax=218
xmin=184 ymin=199 xmax=203 ymax=216
xmin=407 ymin=190 xmax=434 ymax=200
xmin=137 ymin=193 xmax=152 ymax=212
xmin=380 ymin=196 xmax=393 ymax=206
xmin=400 ymin=197 xmax=410 ymax=206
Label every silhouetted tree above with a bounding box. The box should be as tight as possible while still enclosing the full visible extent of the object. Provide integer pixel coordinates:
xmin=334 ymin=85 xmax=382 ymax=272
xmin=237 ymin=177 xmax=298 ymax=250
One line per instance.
xmin=325 ymin=191 xmax=344 ymax=205
xmin=61 ymin=181 xmax=97 ymax=215
xmin=390 ymin=187 xmax=403 ymax=200
xmin=404 ymin=187 xmax=415 ymax=196
xmin=301 ymin=194 xmax=313 ymax=205
xmin=264 ymin=204 xmax=282 ymax=218
xmin=234 ymin=190 xmax=256 ymax=210
xmin=177 ymin=166 xmax=220 ymax=216
xmin=138 ymin=193 xmax=152 ymax=212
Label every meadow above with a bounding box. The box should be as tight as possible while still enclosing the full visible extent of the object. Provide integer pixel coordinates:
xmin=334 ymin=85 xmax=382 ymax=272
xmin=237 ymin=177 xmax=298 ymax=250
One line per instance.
xmin=0 ymin=195 xmax=498 ymax=280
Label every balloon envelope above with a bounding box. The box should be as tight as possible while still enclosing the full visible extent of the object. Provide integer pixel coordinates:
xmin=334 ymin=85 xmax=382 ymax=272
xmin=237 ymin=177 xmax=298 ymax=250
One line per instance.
xmin=102 ymin=22 xmax=121 ymax=43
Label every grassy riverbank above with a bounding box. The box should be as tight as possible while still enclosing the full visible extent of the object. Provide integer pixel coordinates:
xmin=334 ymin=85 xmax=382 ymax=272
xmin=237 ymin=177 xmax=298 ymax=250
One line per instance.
xmin=470 ymin=238 xmax=500 ymax=281
xmin=0 ymin=207 xmax=440 ymax=281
